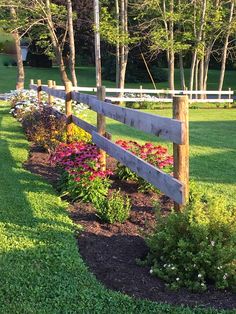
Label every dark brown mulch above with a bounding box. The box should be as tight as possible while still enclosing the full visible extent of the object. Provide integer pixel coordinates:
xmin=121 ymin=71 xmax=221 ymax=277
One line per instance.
xmin=24 ymin=145 xmax=236 ymax=311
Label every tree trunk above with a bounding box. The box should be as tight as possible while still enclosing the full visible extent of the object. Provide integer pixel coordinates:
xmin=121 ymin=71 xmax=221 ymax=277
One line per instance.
xmin=119 ymin=0 xmax=129 ymax=99
xmin=218 ymin=0 xmax=235 ymax=94
xmin=189 ymin=0 xmax=207 ymax=96
xmin=93 ymin=0 xmax=102 ymax=87
xmin=179 ymin=53 xmax=186 ymax=90
xmin=195 ymin=59 xmax=199 ymax=92
xmin=168 ymin=0 xmax=175 ymax=91
xmin=199 ymin=58 xmax=204 ymax=99
xmin=67 ymin=0 xmax=77 ymax=87
xmin=168 ymin=52 xmax=175 ymax=91
xmin=45 ymin=0 xmax=69 ymax=84
xmin=115 ymin=0 xmax=120 ymax=89
xmin=10 ymin=7 xmax=24 ymax=90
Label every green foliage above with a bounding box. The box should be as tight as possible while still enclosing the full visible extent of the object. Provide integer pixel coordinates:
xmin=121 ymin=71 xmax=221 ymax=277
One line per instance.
xmin=1 ymin=102 xmax=236 ymax=314
xmin=95 ymin=190 xmax=131 ymax=224
xmin=102 ymin=53 xmax=168 ymax=83
xmin=147 ymin=186 xmax=236 ymax=292
xmin=59 ymin=170 xmax=110 ymax=205
xmin=21 ymin=106 xmax=67 ymax=152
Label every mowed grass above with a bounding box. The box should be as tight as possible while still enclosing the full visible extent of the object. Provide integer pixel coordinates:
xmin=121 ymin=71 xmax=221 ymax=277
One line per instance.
xmin=82 ymin=108 xmax=236 ymax=202
xmin=2 ymin=101 xmax=232 ymax=313
xmin=0 ymin=53 xmax=236 ymax=92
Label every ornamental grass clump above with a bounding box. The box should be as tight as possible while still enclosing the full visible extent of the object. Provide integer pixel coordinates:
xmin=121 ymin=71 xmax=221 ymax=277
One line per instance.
xmin=115 ymin=140 xmax=173 ymax=192
xmin=95 ymin=190 xmax=131 ymax=224
xmin=146 ymin=187 xmax=236 ymax=292
xmin=51 ymin=142 xmax=112 ymax=204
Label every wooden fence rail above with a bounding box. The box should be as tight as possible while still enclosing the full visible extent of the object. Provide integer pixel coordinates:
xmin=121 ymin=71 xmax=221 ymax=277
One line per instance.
xmin=49 ymin=85 xmax=234 ymax=103
xmin=29 ymin=80 xmax=189 ymax=207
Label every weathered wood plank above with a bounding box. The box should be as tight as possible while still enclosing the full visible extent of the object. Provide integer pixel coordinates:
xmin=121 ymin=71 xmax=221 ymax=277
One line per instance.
xmin=30 ymin=84 xmax=38 ymax=91
xmin=92 ymin=132 xmax=184 ymax=204
xmin=72 ymin=92 xmax=184 ymax=144
xmin=42 ymin=86 xmax=66 ymax=100
xmin=72 ymin=115 xmax=97 ymax=134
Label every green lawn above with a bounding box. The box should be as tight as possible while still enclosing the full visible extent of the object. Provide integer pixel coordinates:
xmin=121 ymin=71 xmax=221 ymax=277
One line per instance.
xmin=82 ymin=108 xmax=236 ymax=202
xmin=0 ymin=53 xmax=236 ymax=92
xmin=2 ymin=101 xmax=231 ymax=313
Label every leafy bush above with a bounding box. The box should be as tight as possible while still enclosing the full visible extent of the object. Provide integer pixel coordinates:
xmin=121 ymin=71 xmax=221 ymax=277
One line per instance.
xmin=115 ymin=140 xmax=173 ymax=192
xmin=95 ymin=190 xmax=131 ymax=224
xmin=146 ymin=187 xmax=236 ymax=292
xmin=22 ymin=106 xmax=67 ymax=151
xmin=9 ymin=90 xmax=90 ymax=151
xmin=51 ymin=142 xmax=113 ymax=204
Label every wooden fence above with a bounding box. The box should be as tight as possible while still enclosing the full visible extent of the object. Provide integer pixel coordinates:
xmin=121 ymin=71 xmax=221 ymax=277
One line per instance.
xmin=51 ymin=85 xmax=234 ymax=103
xmin=30 ymin=79 xmax=189 ymax=208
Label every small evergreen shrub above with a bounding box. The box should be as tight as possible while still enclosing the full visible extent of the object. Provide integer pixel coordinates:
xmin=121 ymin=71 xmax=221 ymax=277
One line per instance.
xmin=95 ymin=190 xmax=131 ymax=224
xmin=146 ymin=187 xmax=236 ymax=292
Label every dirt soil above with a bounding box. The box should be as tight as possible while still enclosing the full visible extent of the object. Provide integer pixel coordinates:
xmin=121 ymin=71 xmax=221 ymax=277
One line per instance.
xmin=24 ymin=145 xmax=236 ymax=311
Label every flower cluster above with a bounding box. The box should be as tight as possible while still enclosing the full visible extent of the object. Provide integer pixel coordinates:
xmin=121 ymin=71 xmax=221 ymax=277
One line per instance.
xmin=51 ymin=142 xmax=112 ymax=203
xmin=116 ymin=140 xmax=173 ymax=170
xmin=51 ymin=142 xmax=112 ymax=181
xmin=8 ymin=89 xmax=88 ymax=118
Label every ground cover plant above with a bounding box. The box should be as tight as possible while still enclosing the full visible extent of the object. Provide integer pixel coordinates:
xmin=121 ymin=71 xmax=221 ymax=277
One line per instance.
xmin=95 ymin=190 xmax=131 ymax=224
xmin=3 ymin=102 xmax=234 ymax=314
xmin=146 ymin=186 xmax=236 ymax=292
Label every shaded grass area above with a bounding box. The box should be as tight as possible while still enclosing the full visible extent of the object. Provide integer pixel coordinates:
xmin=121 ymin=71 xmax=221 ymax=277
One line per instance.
xmin=0 ymin=54 xmax=235 ymax=93
xmin=83 ymin=108 xmax=236 ymax=201
xmin=1 ymin=102 xmax=232 ymax=313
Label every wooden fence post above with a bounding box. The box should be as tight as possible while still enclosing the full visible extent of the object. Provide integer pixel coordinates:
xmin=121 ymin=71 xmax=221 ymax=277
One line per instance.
xmin=65 ymin=81 xmax=73 ymax=142
xmin=48 ymin=80 xmax=54 ymax=105
xmin=30 ymin=79 xmax=34 ymax=89
xmin=97 ymin=86 xmax=106 ymax=171
xmin=173 ymin=95 xmax=189 ymax=211
xmin=37 ymin=79 xmax=42 ymax=104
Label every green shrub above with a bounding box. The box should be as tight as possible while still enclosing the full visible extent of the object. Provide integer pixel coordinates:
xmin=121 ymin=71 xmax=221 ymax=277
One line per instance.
xmin=22 ymin=106 xmax=67 ymax=151
xmin=59 ymin=171 xmax=110 ymax=204
xmin=95 ymin=190 xmax=131 ymax=224
xmin=146 ymin=187 xmax=236 ymax=292
xmin=126 ymin=102 xmax=141 ymax=109
xmin=51 ymin=142 xmax=112 ymax=204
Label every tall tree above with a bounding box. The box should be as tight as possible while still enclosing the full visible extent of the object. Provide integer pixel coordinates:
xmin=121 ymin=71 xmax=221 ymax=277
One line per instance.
xmin=67 ymin=0 xmax=77 ymax=87
xmin=10 ymin=6 xmax=24 ymax=89
xmin=218 ymin=0 xmax=235 ymax=93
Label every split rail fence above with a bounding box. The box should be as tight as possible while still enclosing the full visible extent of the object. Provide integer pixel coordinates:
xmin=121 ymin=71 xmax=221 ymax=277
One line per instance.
xmin=30 ymin=79 xmax=189 ymax=209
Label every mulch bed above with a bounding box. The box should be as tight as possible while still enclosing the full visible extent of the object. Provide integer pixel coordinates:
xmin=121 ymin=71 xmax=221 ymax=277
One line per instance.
xmin=24 ymin=144 xmax=236 ymax=311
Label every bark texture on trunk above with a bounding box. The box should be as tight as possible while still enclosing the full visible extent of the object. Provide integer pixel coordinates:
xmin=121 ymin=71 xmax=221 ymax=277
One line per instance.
xmin=10 ymin=7 xmax=24 ymax=89
xmin=67 ymin=0 xmax=77 ymax=87
xmin=168 ymin=0 xmax=175 ymax=91
xmin=119 ymin=0 xmax=129 ymax=96
xmin=94 ymin=0 xmax=102 ymax=87
xmin=115 ymin=0 xmax=120 ymax=88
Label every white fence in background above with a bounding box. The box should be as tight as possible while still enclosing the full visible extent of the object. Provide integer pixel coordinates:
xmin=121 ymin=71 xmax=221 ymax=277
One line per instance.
xmin=54 ymin=86 xmax=234 ymax=103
